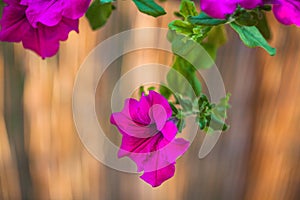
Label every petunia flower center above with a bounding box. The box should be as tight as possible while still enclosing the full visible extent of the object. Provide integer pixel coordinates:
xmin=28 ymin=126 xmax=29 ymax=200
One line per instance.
xmin=148 ymin=104 xmax=168 ymax=132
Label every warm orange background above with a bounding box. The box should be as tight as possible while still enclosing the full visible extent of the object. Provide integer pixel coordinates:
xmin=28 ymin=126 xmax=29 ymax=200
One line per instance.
xmin=0 ymin=1 xmax=299 ymax=199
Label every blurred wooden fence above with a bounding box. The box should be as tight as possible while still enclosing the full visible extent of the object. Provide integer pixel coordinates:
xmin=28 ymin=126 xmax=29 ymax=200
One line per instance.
xmin=0 ymin=1 xmax=299 ymax=199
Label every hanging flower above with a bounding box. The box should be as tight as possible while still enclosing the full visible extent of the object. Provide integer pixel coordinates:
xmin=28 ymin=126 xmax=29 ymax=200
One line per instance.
xmin=0 ymin=0 xmax=91 ymax=58
xmin=200 ymin=0 xmax=300 ymax=26
xmin=110 ymin=91 xmax=189 ymax=187
xmin=200 ymin=0 xmax=263 ymax=19
xmin=271 ymin=0 xmax=300 ymax=26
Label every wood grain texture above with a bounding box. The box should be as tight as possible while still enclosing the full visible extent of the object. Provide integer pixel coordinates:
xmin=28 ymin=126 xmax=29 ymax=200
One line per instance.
xmin=0 ymin=1 xmax=299 ymax=199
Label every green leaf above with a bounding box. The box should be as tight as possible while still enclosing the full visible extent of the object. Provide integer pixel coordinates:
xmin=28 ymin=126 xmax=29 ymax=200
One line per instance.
xmin=138 ymin=86 xmax=145 ymax=97
xmin=201 ymin=25 xmax=227 ymax=60
xmin=255 ymin=12 xmax=271 ymax=40
xmin=148 ymin=86 xmax=156 ymax=91
xmin=174 ymin=11 xmax=184 ymax=19
xmin=159 ymin=85 xmax=173 ymax=99
xmin=168 ymin=19 xmax=212 ymax=43
xmin=230 ymin=22 xmax=276 ymax=56
xmin=236 ymin=11 xmax=258 ymax=26
xmin=86 ymin=1 xmax=113 ymax=30
xmin=132 ymin=0 xmax=166 ymax=17
xmin=260 ymin=5 xmax=272 ymax=11
xmin=196 ymin=94 xmax=230 ymax=133
xmin=0 ymin=0 xmax=5 ymax=18
xmin=100 ymin=0 xmax=114 ymax=3
xmin=169 ymin=20 xmax=194 ymax=36
xmin=169 ymin=102 xmax=178 ymax=116
xmin=212 ymin=93 xmax=230 ymax=119
xmin=177 ymin=118 xmax=186 ymax=133
xmin=179 ymin=0 xmax=198 ymax=20
xmin=188 ymin=12 xmax=227 ymax=26
xmin=198 ymin=95 xmax=211 ymax=113
xmin=167 ymin=30 xmax=215 ymax=69
xmin=209 ymin=94 xmax=230 ymax=131
xmin=175 ymin=93 xmax=193 ymax=112
xmin=167 ymin=56 xmax=202 ymax=98
xmin=168 ymin=18 xmax=227 ymax=62
xmin=197 ymin=116 xmax=208 ymax=130
xmin=172 ymin=108 xmax=186 ymax=133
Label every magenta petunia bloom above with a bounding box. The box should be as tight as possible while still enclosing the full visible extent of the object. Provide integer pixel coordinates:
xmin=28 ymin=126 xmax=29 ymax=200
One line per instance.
xmin=110 ymin=91 xmax=189 ymax=187
xmin=200 ymin=0 xmax=300 ymax=26
xmin=271 ymin=0 xmax=300 ymax=26
xmin=0 ymin=0 xmax=91 ymax=58
xmin=200 ymin=0 xmax=263 ymax=19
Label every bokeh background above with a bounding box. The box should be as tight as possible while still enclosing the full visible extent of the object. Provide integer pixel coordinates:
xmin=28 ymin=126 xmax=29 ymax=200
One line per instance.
xmin=1 ymin=1 xmax=300 ymax=199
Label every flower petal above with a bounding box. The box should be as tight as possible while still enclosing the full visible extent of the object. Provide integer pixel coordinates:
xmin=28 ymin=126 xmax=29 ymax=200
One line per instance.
xmin=161 ymin=121 xmax=177 ymax=141
xmin=110 ymin=111 xmax=157 ymax=138
xmin=0 ymin=3 xmax=29 ymax=42
xmin=117 ymin=133 xmax=165 ymax=171
xmin=140 ymin=163 xmax=175 ymax=187
xmin=149 ymin=104 xmax=168 ymax=131
xmin=273 ymin=0 xmax=300 ymax=26
xmin=147 ymin=91 xmax=172 ymax=118
xmin=62 ymin=0 xmax=92 ymax=19
xmin=239 ymin=0 xmax=263 ymax=10
xmin=139 ymin=137 xmax=189 ymax=172
xmin=118 ymin=134 xmax=189 ymax=173
xmin=111 ymin=99 xmax=158 ymax=138
xmin=201 ymin=0 xmax=237 ymax=19
xmin=23 ymin=0 xmax=64 ymax=27
xmin=0 ymin=1 xmax=84 ymax=58
xmin=134 ymin=94 xmax=151 ymax=125
xmin=200 ymin=0 xmax=263 ymax=19
xmin=158 ymin=138 xmax=190 ymax=164
xmin=117 ymin=133 xmax=163 ymax=157
xmin=3 ymin=0 xmax=20 ymax=5
xmin=21 ymin=18 xmax=78 ymax=58
xmin=20 ymin=0 xmax=91 ymax=27
xmin=110 ymin=91 xmax=186 ymax=187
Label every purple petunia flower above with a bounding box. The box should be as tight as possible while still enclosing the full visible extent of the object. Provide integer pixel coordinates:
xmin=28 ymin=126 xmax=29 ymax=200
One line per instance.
xmin=200 ymin=0 xmax=264 ymax=19
xmin=271 ymin=0 xmax=300 ymax=26
xmin=200 ymin=0 xmax=300 ymax=26
xmin=110 ymin=91 xmax=189 ymax=187
xmin=0 ymin=0 xmax=91 ymax=58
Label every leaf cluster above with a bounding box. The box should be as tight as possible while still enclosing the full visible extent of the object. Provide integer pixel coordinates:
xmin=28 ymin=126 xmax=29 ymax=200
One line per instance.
xmin=85 ymin=0 xmax=167 ymax=30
